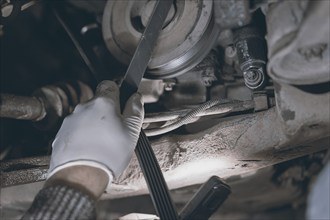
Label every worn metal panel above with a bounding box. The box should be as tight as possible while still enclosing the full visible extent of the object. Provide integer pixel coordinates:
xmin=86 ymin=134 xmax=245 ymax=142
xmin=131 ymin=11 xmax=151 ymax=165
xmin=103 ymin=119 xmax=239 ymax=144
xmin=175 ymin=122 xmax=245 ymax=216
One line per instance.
xmin=2 ymin=109 xmax=328 ymax=199
xmin=266 ymin=0 xmax=330 ymax=84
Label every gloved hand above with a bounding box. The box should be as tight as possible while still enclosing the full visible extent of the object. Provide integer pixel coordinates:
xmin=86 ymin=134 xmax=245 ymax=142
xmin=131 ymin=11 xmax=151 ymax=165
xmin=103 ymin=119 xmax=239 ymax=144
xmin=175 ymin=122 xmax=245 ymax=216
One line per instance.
xmin=47 ymin=80 xmax=144 ymax=190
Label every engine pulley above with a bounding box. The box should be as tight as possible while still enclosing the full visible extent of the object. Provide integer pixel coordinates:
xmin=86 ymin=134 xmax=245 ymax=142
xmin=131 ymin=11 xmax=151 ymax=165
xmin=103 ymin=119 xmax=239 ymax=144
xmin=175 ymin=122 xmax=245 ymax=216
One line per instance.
xmin=102 ymin=0 xmax=219 ymax=79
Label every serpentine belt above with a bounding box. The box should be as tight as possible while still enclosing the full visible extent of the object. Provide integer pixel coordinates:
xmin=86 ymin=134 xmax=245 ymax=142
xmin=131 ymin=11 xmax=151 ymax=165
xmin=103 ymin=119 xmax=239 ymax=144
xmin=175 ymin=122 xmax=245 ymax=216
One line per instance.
xmin=119 ymin=1 xmax=178 ymax=219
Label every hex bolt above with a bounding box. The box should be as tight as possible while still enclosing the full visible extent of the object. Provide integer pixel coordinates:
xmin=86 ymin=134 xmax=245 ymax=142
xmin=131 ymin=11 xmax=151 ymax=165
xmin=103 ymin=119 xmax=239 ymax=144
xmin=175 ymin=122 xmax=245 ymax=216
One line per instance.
xmin=243 ymin=68 xmax=265 ymax=89
xmin=245 ymin=70 xmax=258 ymax=81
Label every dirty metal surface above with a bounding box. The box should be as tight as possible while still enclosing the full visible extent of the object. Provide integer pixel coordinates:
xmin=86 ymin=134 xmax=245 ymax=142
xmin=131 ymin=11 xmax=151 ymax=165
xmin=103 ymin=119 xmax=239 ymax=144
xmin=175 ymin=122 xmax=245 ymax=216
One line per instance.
xmin=274 ymin=83 xmax=330 ymax=138
xmin=1 ymin=78 xmax=329 ymax=198
xmin=266 ymin=0 xmax=330 ymax=85
xmin=214 ymin=0 xmax=251 ymax=29
xmin=110 ymin=107 xmax=329 ymax=198
xmin=0 ymin=94 xmax=46 ymax=121
xmin=0 ymin=156 xmax=49 ymax=187
xmin=1 ymin=108 xmax=328 ymax=199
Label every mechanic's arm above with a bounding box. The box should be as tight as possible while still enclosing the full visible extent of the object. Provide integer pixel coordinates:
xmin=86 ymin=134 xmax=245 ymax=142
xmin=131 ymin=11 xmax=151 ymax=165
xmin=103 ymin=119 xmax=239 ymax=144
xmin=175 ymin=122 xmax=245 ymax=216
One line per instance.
xmin=21 ymin=81 xmax=144 ymax=220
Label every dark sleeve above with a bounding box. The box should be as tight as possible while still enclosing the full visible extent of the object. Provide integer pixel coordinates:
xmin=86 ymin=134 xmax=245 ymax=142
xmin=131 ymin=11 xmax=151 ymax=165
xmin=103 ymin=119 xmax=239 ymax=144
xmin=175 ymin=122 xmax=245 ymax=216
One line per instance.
xmin=21 ymin=184 xmax=96 ymax=220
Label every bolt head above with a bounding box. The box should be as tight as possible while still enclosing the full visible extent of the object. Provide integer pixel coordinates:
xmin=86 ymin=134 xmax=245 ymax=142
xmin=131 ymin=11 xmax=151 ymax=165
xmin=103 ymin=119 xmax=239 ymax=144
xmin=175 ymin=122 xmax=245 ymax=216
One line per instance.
xmin=243 ymin=67 xmax=265 ymax=90
xmin=245 ymin=70 xmax=258 ymax=81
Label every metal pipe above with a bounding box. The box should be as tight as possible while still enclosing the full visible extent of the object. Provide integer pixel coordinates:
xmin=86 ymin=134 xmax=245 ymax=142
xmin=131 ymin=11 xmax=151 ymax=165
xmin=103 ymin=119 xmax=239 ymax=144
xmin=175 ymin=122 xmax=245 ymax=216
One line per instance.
xmin=144 ymin=100 xmax=255 ymax=136
xmin=145 ymin=99 xmax=228 ymax=136
xmin=0 ymin=94 xmax=46 ymax=121
xmin=144 ymin=100 xmax=254 ymax=123
xmin=0 ymin=81 xmax=94 ymax=130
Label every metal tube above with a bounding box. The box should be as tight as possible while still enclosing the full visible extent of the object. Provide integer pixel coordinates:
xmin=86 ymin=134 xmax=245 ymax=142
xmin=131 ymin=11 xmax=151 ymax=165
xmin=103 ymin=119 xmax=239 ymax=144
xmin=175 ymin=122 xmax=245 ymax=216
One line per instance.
xmin=144 ymin=100 xmax=254 ymax=123
xmin=0 ymin=94 xmax=46 ymax=121
xmin=0 ymin=81 xmax=93 ymax=127
xmin=146 ymin=99 xmax=228 ymax=136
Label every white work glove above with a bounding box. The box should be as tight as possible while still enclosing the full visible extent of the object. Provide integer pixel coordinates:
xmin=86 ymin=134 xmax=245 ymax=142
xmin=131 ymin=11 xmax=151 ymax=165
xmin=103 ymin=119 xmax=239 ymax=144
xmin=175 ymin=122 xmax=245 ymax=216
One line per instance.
xmin=47 ymin=80 xmax=144 ymax=190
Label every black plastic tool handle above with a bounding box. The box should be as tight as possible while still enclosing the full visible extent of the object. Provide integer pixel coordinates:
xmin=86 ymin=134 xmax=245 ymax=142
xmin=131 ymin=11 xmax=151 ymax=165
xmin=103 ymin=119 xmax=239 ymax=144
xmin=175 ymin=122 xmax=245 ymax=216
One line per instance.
xmin=179 ymin=176 xmax=231 ymax=220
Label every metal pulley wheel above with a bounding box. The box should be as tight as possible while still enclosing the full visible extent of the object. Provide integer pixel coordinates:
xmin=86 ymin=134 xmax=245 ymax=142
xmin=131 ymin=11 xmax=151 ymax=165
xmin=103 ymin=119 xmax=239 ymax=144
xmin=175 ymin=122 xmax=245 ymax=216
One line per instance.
xmin=102 ymin=0 xmax=220 ymax=79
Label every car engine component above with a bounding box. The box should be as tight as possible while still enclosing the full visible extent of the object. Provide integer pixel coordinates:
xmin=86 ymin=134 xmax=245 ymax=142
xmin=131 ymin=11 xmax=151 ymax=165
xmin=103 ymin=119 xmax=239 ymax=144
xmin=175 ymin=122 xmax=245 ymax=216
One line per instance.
xmin=234 ymin=27 xmax=267 ymax=90
xmin=1 ymin=0 xmax=329 ymax=219
xmin=102 ymin=0 xmax=220 ymax=79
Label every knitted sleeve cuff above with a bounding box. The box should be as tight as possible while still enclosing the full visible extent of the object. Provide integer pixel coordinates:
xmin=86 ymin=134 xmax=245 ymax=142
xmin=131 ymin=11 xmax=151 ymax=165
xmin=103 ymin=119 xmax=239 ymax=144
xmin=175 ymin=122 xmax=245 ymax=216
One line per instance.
xmin=21 ymin=184 xmax=96 ymax=220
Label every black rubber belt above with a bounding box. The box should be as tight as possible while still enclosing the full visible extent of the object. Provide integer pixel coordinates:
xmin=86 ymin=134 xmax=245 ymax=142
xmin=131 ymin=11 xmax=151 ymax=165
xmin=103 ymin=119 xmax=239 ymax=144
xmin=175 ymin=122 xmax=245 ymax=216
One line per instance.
xmin=119 ymin=1 xmax=178 ymax=219
xmin=136 ymin=131 xmax=178 ymax=220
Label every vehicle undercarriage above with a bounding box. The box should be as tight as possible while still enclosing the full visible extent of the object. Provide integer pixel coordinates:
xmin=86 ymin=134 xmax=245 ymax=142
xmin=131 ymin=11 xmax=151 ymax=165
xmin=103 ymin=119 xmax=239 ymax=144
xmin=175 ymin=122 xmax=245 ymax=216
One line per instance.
xmin=1 ymin=0 xmax=329 ymax=219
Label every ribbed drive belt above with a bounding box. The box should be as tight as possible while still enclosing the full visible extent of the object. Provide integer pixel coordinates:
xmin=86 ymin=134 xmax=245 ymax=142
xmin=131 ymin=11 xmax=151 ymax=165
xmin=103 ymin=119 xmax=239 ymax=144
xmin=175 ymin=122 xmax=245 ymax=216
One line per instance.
xmin=118 ymin=1 xmax=178 ymax=219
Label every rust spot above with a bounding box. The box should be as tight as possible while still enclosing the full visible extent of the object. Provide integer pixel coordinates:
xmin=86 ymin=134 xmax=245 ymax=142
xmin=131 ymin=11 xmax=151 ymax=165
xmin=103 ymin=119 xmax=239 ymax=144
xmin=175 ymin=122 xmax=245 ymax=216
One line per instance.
xmin=281 ymin=109 xmax=295 ymax=121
